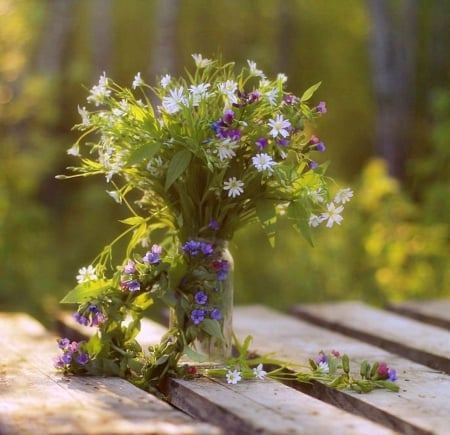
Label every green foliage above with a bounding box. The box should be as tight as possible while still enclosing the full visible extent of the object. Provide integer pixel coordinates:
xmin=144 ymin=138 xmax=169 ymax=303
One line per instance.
xmin=234 ymin=158 xmax=449 ymax=308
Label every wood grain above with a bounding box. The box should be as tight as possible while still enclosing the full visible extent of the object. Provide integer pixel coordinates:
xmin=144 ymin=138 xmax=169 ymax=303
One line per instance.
xmin=289 ymin=301 xmax=450 ymax=373
xmin=386 ymin=299 xmax=450 ymax=330
xmin=0 ymin=313 xmax=220 ymax=435
xmin=233 ymin=305 xmax=450 ymax=435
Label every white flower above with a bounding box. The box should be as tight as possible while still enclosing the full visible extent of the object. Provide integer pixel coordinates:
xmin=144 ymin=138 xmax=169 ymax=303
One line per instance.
xmin=309 ymin=188 xmax=325 ymax=203
xmin=226 ymin=369 xmax=242 ymax=384
xmin=252 ymin=153 xmax=277 ymax=173
xmin=216 ymin=138 xmax=238 ymax=161
xmin=189 ymin=82 xmax=211 ymax=105
xmin=321 ymin=202 xmax=344 ymax=228
xmin=318 ymin=361 xmax=329 ymax=373
xmin=76 ymin=265 xmax=98 ymax=284
xmin=264 ymin=88 xmax=279 ymax=105
xmin=67 ymin=144 xmax=80 ymax=156
xmin=308 ymin=214 xmax=322 ymax=228
xmin=218 ymin=80 xmax=238 ymax=106
xmin=247 ymin=60 xmax=265 ymax=78
xmin=162 ymin=86 xmax=187 ymax=114
xmin=77 ymin=105 xmax=90 ymax=126
xmin=87 ymin=72 xmax=110 ymax=106
xmin=334 ymin=188 xmax=354 ymax=204
xmin=192 ymin=53 xmax=212 ymax=68
xmin=252 ymin=363 xmax=267 ymax=380
xmin=268 ymin=114 xmax=291 ymax=138
xmin=223 ymin=177 xmax=244 ymax=198
xmin=277 ymin=73 xmax=288 ymax=84
xmin=160 ymin=74 xmax=171 ymax=88
xmin=112 ymin=99 xmax=129 ymax=117
xmin=106 ymin=190 xmax=122 ymax=204
xmin=132 ymin=72 xmax=144 ymax=89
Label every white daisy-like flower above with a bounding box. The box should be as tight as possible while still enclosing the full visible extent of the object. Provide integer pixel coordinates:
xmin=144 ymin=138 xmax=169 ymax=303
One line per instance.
xmin=252 ymin=363 xmax=267 ymax=380
xmin=309 ymin=188 xmax=325 ymax=204
xmin=268 ymin=114 xmax=291 ymax=138
xmin=87 ymin=72 xmax=110 ymax=106
xmin=318 ymin=361 xmax=330 ymax=373
xmin=334 ymin=188 xmax=354 ymax=204
xmin=308 ymin=214 xmax=323 ymax=228
xmin=217 ymin=80 xmax=238 ymax=106
xmin=277 ymin=73 xmax=288 ymax=84
xmin=77 ymin=105 xmax=90 ymax=126
xmin=162 ymin=87 xmax=187 ymax=114
xmin=76 ymin=265 xmax=98 ymax=284
xmin=252 ymin=153 xmax=277 ymax=173
xmin=216 ymin=138 xmax=238 ymax=161
xmin=112 ymin=99 xmax=129 ymax=117
xmin=226 ymin=369 xmax=242 ymax=384
xmin=189 ymin=82 xmax=211 ymax=105
xmin=192 ymin=53 xmax=212 ymax=68
xmin=264 ymin=88 xmax=279 ymax=105
xmin=321 ymin=202 xmax=344 ymax=228
xmin=160 ymin=74 xmax=171 ymax=88
xmin=132 ymin=72 xmax=144 ymax=89
xmin=223 ymin=177 xmax=244 ymax=198
xmin=247 ymin=60 xmax=265 ymax=78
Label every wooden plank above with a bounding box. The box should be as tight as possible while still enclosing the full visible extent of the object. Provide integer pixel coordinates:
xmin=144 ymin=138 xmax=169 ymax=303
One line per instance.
xmin=56 ymin=312 xmax=397 ymax=434
xmin=0 ymin=313 xmax=220 ymax=435
xmin=233 ymin=305 xmax=450 ymax=435
xmin=386 ymin=299 xmax=450 ymax=330
xmin=289 ymin=301 xmax=450 ymax=373
xmin=163 ymin=374 xmax=397 ymax=435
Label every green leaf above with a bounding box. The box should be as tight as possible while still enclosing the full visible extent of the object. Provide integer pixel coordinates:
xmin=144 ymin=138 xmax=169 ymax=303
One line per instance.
xmin=300 ymin=81 xmax=322 ymax=102
xmin=60 ymin=279 xmax=112 ymax=304
xmin=127 ymin=142 xmax=161 ymax=166
xmin=256 ymin=200 xmax=277 ymax=247
xmin=288 ymin=201 xmax=314 ymax=246
xmin=201 ymin=318 xmax=224 ymax=340
xmin=165 ymin=150 xmax=192 ymax=190
xmin=183 ymin=345 xmax=208 ymax=363
xmin=120 ymin=216 xmax=146 ymax=226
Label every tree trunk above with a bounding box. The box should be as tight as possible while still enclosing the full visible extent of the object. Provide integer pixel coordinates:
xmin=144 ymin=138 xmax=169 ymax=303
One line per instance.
xmin=35 ymin=0 xmax=77 ymax=76
xmin=148 ymin=0 xmax=179 ymax=79
xmin=90 ymin=0 xmax=113 ymax=76
xmin=367 ymin=0 xmax=418 ymax=180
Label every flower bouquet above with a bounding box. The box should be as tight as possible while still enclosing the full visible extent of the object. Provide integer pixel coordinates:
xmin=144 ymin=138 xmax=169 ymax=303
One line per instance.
xmin=55 ymin=54 xmax=397 ymax=393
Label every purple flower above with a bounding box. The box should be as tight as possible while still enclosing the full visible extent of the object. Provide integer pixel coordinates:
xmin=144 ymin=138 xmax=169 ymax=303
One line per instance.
xmin=124 ymin=260 xmax=136 ymax=274
xmin=277 ymin=138 xmax=289 ymax=147
xmin=214 ymin=260 xmax=230 ymax=281
xmin=68 ymin=341 xmax=80 ymax=353
xmin=208 ymin=220 xmax=219 ymax=231
xmin=143 ymin=245 xmax=162 ymax=264
xmin=73 ymin=312 xmax=89 ymax=326
xmin=126 ymin=280 xmax=141 ymax=292
xmin=377 ymin=363 xmax=389 ymax=377
xmin=76 ymin=352 xmax=89 ymax=365
xmin=53 ymin=356 xmax=65 ymax=368
xmin=316 ymin=352 xmax=328 ymax=365
xmin=316 ymin=101 xmax=327 ymax=113
xmin=309 ymin=135 xmax=320 ymax=145
xmin=191 ymin=309 xmax=205 ymax=325
xmin=88 ymin=304 xmax=99 ymax=313
xmin=388 ymin=368 xmax=397 ymax=382
xmin=194 ymin=291 xmax=208 ymax=305
xmin=210 ymin=308 xmax=222 ymax=320
xmin=255 ymin=137 xmax=268 ymax=150
xmin=91 ymin=311 xmax=106 ymax=326
xmin=315 ymin=142 xmax=326 ymax=152
xmin=309 ymin=161 xmax=318 ymax=170
xmin=222 ymin=109 xmax=235 ymax=125
xmin=249 ymin=90 xmax=261 ymax=103
xmin=58 ymin=338 xmax=70 ymax=350
xmin=200 ymin=242 xmax=214 ymax=256
xmin=182 ymin=240 xmax=201 ymax=256
xmin=283 ymin=94 xmax=297 ymax=105
xmin=61 ymin=352 xmax=73 ymax=364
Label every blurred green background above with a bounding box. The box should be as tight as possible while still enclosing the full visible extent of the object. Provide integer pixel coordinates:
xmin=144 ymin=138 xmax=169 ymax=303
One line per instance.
xmin=1 ymin=0 xmax=449 ymax=326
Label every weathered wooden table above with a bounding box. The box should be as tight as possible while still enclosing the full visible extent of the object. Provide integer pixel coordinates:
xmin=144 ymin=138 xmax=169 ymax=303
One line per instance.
xmin=1 ymin=300 xmax=449 ymax=434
